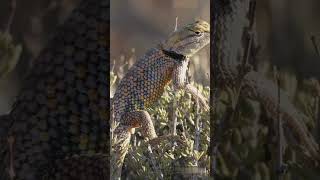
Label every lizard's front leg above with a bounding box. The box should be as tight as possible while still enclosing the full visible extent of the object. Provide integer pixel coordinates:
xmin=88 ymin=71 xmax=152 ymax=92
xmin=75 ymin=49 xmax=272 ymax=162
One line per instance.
xmin=173 ymin=60 xmax=209 ymax=111
xmin=121 ymin=110 xmax=157 ymax=140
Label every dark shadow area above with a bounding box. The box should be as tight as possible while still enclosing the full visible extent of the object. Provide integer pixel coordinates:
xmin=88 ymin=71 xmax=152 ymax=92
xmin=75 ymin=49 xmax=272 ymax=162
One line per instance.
xmin=211 ymin=0 xmax=320 ymax=179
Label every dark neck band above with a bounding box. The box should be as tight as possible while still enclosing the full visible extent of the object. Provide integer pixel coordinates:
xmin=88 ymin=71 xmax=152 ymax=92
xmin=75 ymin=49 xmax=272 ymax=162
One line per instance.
xmin=162 ymin=49 xmax=186 ymax=61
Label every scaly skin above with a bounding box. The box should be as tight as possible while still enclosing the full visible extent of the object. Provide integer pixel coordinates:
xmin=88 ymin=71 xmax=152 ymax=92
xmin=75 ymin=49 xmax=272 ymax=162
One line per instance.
xmin=111 ymin=20 xmax=210 ymax=179
xmin=0 ymin=0 xmax=109 ymax=179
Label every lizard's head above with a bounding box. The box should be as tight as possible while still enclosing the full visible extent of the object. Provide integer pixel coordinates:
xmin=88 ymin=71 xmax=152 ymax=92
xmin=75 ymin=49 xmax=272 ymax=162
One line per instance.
xmin=161 ymin=20 xmax=210 ymax=58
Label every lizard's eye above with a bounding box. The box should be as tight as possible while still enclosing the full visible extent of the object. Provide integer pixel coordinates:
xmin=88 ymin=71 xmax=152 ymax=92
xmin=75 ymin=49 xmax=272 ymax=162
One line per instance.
xmin=195 ymin=31 xmax=202 ymax=36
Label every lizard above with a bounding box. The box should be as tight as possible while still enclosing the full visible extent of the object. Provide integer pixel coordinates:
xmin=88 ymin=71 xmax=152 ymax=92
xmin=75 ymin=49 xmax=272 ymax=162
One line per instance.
xmin=0 ymin=0 xmax=109 ymax=179
xmin=211 ymin=0 xmax=319 ymax=166
xmin=111 ymin=20 xmax=210 ymax=179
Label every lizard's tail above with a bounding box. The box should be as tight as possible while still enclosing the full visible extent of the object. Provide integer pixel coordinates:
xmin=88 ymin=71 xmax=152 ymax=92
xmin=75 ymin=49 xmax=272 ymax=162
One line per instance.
xmin=111 ymin=126 xmax=132 ymax=180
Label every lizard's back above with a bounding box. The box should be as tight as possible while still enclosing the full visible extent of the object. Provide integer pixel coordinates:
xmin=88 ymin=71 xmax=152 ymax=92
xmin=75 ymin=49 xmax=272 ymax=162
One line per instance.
xmin=113 ymin=48 xmax=176 ymax=122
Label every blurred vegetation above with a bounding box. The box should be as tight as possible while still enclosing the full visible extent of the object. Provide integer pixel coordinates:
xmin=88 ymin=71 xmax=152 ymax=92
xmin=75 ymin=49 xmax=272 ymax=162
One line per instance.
xmin=0 ymin=31 xmax=22 ymax=79
xmin=0 ymin=0 xmax=80 ymax=113
xmin=212 ymin=60 xmax=320 ymax=180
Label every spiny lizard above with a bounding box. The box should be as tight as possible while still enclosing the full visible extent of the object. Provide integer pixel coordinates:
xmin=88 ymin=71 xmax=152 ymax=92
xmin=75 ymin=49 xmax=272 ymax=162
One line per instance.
xmin=111 ymin=20 xmax=210 ymax=179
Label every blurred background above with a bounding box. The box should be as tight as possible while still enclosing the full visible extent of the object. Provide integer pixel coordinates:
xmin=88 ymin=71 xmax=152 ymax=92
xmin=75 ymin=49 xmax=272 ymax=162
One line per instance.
xmin=256 ymin=0 xmax=320 ymax=78
xmin=0 ymin=0 xmax=80 ymax=114
xmin=110 ymin=0 xmax=210 ymax=95
xmin=212 ymin=1 xmax=320 ymax=179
